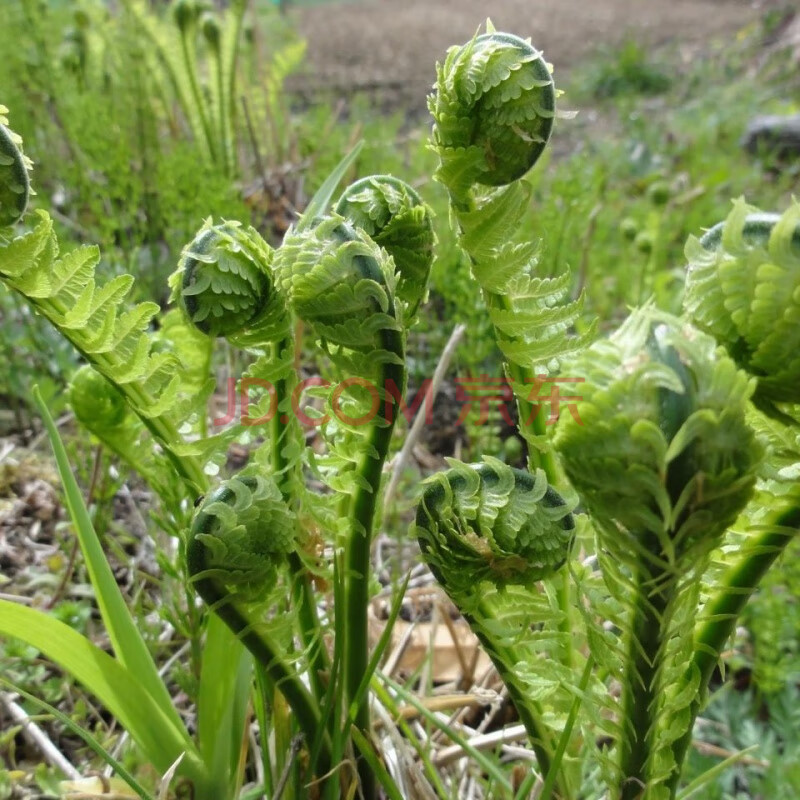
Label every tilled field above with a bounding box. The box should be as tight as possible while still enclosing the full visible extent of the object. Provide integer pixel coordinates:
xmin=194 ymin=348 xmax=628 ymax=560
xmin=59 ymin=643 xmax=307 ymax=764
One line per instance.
xmin=287 ymin=0 xmax=771 ymax=109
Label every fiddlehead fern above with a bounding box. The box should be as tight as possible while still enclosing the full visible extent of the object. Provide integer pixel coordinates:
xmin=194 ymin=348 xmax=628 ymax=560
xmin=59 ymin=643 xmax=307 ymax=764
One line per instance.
xmin=187 ymin=472 xmax=331 ymax=775
xmin=416 ymin=457 xmax=574 ymax=594
xmin=274 ymin=211 xmax=407 ymax=790
xmin=554 ymin=307 xmax=761 ymax=799
xmin=429 ymin=26 xmax=594 ymax=472
xmin=334 ymin=175 xmax=435 ymax=320
xmin=416 ymin=457 xmax=577 ymax=793
xmin=662 ymin=203 xmax=800 ymax=795
xmin=429 ymin=29 xmax=555 ymax=199
xmin=684 ymin=198 xmax=800 ymax=406
xmin=170 ymin=218 xmax=276 ymax=339
xmin=69 ymin=364 xmax=129 ymax=432
xmin=0 ymin=106 xmax=32 ymax=229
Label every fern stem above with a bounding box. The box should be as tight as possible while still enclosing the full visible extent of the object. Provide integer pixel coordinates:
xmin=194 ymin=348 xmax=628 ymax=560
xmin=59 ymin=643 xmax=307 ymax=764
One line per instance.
xmin=618 ymin=555 xmax=674 ymax=800
xmin=665 ymin=493 xmax=800 ymax=797
xmin=270 ymin=338 xmax=329 ymax=702
xmin=178 ymin=28 xmax=217 ymax=165
xmin=187 ymin=544 xmax=332 ymax=777
xmin=470 ymin=607 xmax=569 ymax=798
xmin=344 ymin=329 xmax=405 ymax=799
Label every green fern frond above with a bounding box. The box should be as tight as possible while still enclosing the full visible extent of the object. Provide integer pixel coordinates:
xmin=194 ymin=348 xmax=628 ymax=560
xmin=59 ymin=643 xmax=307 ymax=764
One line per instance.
xmin=684 ymin=198 xmax=800 ymax=404
xmin=0 ymin=211 xmax=206 ymax=490
xmin=554 ymin=306 xmax=761 ymax=799
xmin=121 ymin=0 xmax=217 ymax=166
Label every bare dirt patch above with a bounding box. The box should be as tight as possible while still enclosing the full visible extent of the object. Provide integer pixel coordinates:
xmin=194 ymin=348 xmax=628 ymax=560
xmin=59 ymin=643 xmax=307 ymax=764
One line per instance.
xmin=288 ymin=0 xmax=772 ymax=109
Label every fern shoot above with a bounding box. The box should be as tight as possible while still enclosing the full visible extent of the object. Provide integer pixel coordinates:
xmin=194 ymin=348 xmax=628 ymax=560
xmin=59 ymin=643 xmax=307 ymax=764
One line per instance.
xmin=555 ymin=307 xmax=761 ymax=799
xmin=335 ymin=175 xmax=435 ymax=320
xmin=416 ymin=457 xmax=578 ymax=794
xmin=187 ymin=473 xmax=332 ymax=776
xmin=684 ymin=198 xmax=800 ymax=406
xmin=429 ymin=24 xmax=594 ymax=476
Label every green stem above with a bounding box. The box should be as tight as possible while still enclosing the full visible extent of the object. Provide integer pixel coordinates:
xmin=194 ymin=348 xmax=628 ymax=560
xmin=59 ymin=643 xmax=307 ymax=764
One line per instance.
xmin=179 ymin=28 xmax=217 ymax=164
xmin=618 ymin=556 xmax=674 ymax=800
xmin=187 ymin=543 xmax=332 ymax=778
xmin=344 ymin=328 xmax=405 ymax=799
xmin=665 ymin=493 xmax=800 ymax=797
xmin=471 ymin=621 xmax=562 ymax=793
xmin=270 ymin=338 xmax=330 ymax=702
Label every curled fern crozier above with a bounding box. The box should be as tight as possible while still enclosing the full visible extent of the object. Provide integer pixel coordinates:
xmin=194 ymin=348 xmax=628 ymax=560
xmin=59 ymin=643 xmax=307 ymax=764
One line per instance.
xmin=0 ymin=106 xmax=32 ymax=228
xmin=274 ymin=213 xmax=402 ymax=351
xmin=171 ymin=219 xmax=274 ymax=339
xmin=416 ymin=457 xmax=574 ymax=602
xmin=188 ymin=473 xmax=296 ymax=602
xmin=69 ymin=365 xmax=129 ymax=433
xmin=684 ymin=199 xmax=800 ymax=404
xmin=429 ymin=29 xmax=556 ymax=197
xmin=335 ymin=175 xmax=435 ymax=319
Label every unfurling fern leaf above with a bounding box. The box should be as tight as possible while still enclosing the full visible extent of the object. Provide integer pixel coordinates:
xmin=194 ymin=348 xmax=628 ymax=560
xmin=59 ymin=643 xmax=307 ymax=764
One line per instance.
xmin=429 ymin=25 xmax=595 ymax=470
xmin=684 ymin=198 xmax=800 ymax=405
xmin=416 ymin=457 xmax=580 ymax=795
xmin=186 ymin=472 xmax=331 ymax=777
xmin=554 ymin=307 xmax=761 ymax=799
xmin=169 ymin=218 xmax=277 ymax=339
xmin=429 ymin=28 xmax=556 ymax=197
xmin=335 ymin=175 xmax=435 ymax=320
xmin=273 ymin=209 xmax=409 ymax=785
xmin=0 ymin=212 xmax=207 ymax=490
xmin=416 ymin=457 xmax=574 ymax=594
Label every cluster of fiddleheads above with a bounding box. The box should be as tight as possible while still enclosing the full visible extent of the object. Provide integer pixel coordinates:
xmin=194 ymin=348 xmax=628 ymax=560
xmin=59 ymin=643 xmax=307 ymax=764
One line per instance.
xmin=176 ymin=177 xmax=433 ymax=794
xmin=4 ymin=20 xmax=800 ymax=800
xmin=417 ymin=23 xmax=800 ymax=800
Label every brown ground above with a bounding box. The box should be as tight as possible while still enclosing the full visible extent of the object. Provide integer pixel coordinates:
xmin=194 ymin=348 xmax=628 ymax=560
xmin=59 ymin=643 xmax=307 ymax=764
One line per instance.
xmin=287 ymin=0 xmax=773 ymax=109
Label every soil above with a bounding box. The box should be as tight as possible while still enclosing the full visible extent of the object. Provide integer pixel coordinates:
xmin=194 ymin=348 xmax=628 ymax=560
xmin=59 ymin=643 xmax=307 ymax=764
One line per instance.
xmin=287 ymin=0 xmax=777 ymax=110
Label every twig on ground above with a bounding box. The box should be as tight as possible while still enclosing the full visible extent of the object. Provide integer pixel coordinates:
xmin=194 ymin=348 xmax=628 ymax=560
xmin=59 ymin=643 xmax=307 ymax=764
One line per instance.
xmin=0 ymin=691 xmax=81 ymax=779
xmin=384 ymin=323 xmax=466 ymax=509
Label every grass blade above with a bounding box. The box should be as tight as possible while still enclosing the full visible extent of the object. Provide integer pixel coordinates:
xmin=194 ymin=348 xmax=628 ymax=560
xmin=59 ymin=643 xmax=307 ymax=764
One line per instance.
xmin=378 ymin=672 xmax=513 ymax=793
xmin=31 ymin=386 xmax=192 ymax=747
xmin=297 ymin=141 xmax=364 ymax=230
xmin=350 ymin=727 xmax=404 ymax=800
xmin=0 ymin=678 xmax=154 ymax=800
xmin=676 ymin=745 xmax=761 ymax=800
xmin=0 ymin=600 xmax=204 ymax=780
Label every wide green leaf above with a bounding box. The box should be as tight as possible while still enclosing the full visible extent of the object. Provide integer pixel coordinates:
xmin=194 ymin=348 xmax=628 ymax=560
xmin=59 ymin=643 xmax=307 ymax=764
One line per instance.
xmin=0 ymin=600 xmax=205 ymax=782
